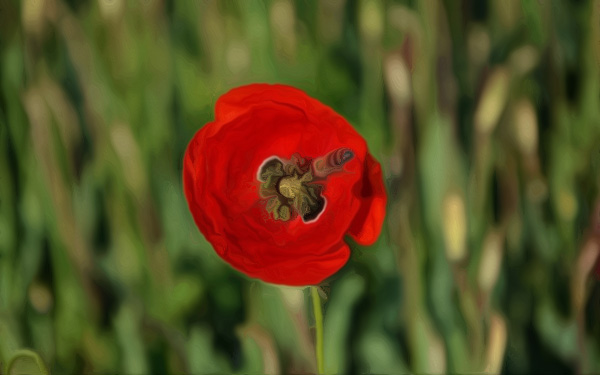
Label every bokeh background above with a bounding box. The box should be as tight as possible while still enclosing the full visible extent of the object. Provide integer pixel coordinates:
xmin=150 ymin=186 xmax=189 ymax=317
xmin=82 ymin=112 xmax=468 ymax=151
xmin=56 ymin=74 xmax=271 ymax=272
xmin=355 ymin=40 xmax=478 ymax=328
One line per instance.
xmin=1 ymin=0 xmax=600 ymax=373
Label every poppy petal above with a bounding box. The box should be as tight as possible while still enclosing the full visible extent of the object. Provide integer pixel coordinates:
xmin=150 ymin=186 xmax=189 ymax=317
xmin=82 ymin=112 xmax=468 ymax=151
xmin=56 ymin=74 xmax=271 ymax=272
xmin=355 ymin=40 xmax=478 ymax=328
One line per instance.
xmin=347 ymin=153 xmax=387 ymax=245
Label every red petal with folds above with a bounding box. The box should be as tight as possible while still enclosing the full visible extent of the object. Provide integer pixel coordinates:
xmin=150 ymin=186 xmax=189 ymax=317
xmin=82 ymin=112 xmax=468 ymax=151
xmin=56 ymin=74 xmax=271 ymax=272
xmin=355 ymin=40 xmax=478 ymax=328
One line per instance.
xmin=347 ymin=153 xmax=387 ymax=245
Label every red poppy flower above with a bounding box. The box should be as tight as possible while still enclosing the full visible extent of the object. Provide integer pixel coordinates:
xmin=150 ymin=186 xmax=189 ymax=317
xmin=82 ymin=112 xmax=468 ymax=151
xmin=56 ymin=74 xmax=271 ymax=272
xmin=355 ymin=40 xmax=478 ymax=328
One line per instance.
xmin=183 ymin=84 xmax=386 ymax=286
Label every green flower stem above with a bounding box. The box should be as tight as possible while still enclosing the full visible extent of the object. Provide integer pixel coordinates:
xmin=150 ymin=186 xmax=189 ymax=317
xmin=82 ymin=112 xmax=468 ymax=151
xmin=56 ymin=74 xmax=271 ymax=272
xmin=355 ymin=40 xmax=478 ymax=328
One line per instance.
xmin=311 ymin=286 xmax=324 ymax=374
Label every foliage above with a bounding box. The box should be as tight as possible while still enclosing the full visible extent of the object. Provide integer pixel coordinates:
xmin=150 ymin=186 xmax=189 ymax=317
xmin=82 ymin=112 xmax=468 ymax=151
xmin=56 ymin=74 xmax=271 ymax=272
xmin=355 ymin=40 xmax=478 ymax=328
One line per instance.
xmin=1 ymin=0 xmax=599 ymax=373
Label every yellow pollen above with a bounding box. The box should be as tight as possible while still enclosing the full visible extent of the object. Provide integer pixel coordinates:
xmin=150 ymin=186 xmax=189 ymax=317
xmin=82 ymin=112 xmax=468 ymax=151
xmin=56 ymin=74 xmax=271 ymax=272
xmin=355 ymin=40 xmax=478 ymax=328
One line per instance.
xmin=278 ymin=174 xmax=306 ymax=199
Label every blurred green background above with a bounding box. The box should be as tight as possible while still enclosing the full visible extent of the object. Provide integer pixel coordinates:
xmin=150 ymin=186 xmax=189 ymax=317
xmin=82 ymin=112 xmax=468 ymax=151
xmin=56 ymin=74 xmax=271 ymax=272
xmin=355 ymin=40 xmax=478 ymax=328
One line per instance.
xmin=1 ymin=0 xmax=600 ymax=373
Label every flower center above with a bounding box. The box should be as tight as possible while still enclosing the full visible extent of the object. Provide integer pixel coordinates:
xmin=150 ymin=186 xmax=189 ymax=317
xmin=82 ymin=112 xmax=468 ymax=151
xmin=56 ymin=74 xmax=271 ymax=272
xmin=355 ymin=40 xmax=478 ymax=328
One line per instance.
xmin=278 ymin=174 xmax=308 ymax=199
xmin=258 ymin=148 xmax=354 ymax=222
